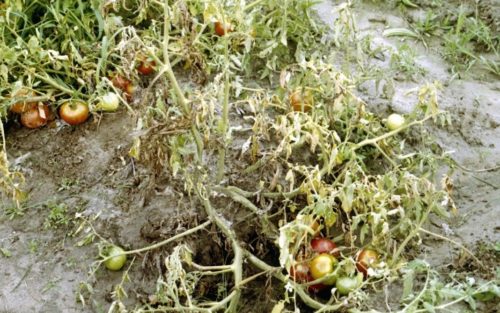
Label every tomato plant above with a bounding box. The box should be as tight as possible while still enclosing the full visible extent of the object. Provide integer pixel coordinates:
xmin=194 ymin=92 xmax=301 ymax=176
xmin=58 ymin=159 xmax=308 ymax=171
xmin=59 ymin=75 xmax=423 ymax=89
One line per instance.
xmin=387 ymin=113 xmax=405 ymax=130
xmin=311 ymin=237 xmax=338 ymax=256
xmin=335 ymin=273 xmax=363 ymax=296
xmin=20 ymin=104 xmax=51 ymax=129
xmin=289 ymin=89 xmax=313 ymax=112
xmin=309 ymin=253 xmax=338 ymax=285
xmin=59 ymin=101 xmax=89 ymax=126
xmin=104 ymin=246 xmax=127 ymax=271
xmin=356 ymin=249 xmax=379 ymax=277
xmin=96 ymin=92 xmax=120 ymax=112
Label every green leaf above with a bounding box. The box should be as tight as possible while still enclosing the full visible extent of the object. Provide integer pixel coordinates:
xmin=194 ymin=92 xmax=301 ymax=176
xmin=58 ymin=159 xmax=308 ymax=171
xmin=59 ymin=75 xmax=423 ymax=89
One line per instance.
xmin=0 ymin=247 xmax=12 ymax=257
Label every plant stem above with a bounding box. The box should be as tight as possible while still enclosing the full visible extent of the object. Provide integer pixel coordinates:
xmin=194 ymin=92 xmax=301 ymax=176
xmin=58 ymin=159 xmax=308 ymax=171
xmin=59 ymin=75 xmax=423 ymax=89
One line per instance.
xmin=99 ymin=220 xmax=211 ymax=263
xmin=418 ymin=227 xmax=484 ymax=268
xmin=216 ymin=12 xmax=232 ymax=182
xmin=353 ymin=113 xmax=438 ymax=151
xmin=161 ymin=0 xmax=204 ymax=160
xmin=197 ymin=186 xmax=242 ymax=312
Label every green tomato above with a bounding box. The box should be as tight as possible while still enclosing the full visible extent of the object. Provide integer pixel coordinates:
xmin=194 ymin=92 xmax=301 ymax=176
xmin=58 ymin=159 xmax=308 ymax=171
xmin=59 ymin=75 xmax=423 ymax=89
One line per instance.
xmin=104 ymin=246 xmax=127 ymax=271
xmin=386 ymin=113 xmax=405 ymax=131
xmin=336 ymin=273 xmax=363 ymax=295
xmin=96 ymin=92 xmax=120 ymax=112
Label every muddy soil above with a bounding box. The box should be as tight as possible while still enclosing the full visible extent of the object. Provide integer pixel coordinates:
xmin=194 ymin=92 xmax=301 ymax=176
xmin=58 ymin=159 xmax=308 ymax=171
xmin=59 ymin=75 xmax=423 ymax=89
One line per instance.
xmin=1 ymin=1 xmax=499 ymax=312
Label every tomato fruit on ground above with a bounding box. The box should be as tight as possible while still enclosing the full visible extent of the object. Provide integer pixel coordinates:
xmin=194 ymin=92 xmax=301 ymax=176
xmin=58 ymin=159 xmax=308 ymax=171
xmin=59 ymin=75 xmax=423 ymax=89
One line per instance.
xmin=137 ymin=58 xmax=156 ymax=75
xmin=311 ymin=237 xmax=338 ymax=256
xmin=356 ymin=248 xmax=379 ymax=276
xmin=290 ymin=262 xmax=310 ymax=283
xmin=96 ymin=92 xmax=120 ymax=112
xmin=104 ymin=246 xmax=127 ymax=271
xmin=386 ymin=113 xmax=405 ymax=131
xmin=59 ymin=101 xmax=89 ymax=125
xmin=336 ymin=273 xmax=363 ymax=295
xmin=214 ymin=21 xmax=233 ymax=36
xmin=20 ymin=104 xmax=51 ymax=129
xmin=309 ymin=253 xmax=338 ymax=285
xmin=289 ymin=89 xmax=313 ymax=112
xmin=10 ymin=89 xmax=37 ymax=114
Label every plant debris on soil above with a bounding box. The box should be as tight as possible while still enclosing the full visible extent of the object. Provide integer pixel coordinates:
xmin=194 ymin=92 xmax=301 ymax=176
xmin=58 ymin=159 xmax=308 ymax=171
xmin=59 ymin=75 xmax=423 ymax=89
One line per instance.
xmin=1 ymin=1 xmax=499 ymax=312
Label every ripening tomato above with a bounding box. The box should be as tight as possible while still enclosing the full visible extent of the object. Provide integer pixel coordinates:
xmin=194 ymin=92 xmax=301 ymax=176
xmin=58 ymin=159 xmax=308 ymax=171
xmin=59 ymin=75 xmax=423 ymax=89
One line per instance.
xmin=289 ymin=89 xmax=313 ymax=112
xmin=104 ymin=246 xmax=127 ymax=271
xmin=214 ymin=21 xmax=233 ymax=36
xmin=311 ymin=237 xmax=339 ymax=256
xmin=336 ymin=273 xmax=363 ymax=295
xmin=290 ymin=262 xmax=310 ymax=283
xmin=356 ymin=249 xmax=379 ymax=277
xmin=59 ymin=101 xmax=89 ymax=125
xmin=10 ymin=88 xmax=37 ymax=114
xmin=124 ymin=83 xmax=136 ymax=102
xmin=111 ymin=75 xmax=131 ymax=91
xmin=309 ymin=253 xmax=338 ymax=285
xmin=20 ymin=104 xmax=51 ymax=129
xmin=386 ymin=113 xmax=405 ymax=131
xmin=96 ymin=92 xmax=120 ymax=112
xmin=137 ymin=58 xmax=156 ymax=75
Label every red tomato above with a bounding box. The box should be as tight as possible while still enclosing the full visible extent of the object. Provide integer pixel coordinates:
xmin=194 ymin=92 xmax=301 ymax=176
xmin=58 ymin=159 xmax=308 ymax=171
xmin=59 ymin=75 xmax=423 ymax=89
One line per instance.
xmin=20 ymin=104 xmax=51 ymax=129
xmin=59 ymin=101 xmax=89 ymax=126
xmin=289 ymin=89 xmax=313 ymax=112
xmin=311 ymin=237 xmax=339 ymax=256
xmin=111 ymin=75 xmax=131 ymax=91
xmin=356 ymin=249 xmax=379 ymax=277
xmin=214 ymin=21 xmax=233 ymax=36
xmin=309 ymin=253 xmax=338 ymax=285
xmin=137 ymin=59 xmax=155 ymax=75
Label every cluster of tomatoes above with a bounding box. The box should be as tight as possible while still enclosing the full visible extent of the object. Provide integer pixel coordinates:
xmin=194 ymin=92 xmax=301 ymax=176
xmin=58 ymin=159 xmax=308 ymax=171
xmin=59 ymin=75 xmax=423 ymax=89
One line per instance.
xmin=8 ymin=57 xmax=157 ymax=130
xmin=9 ymin=91 xmax=91 ymax=129
xmin=289 ymin=234 xmax=380 ymax=296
